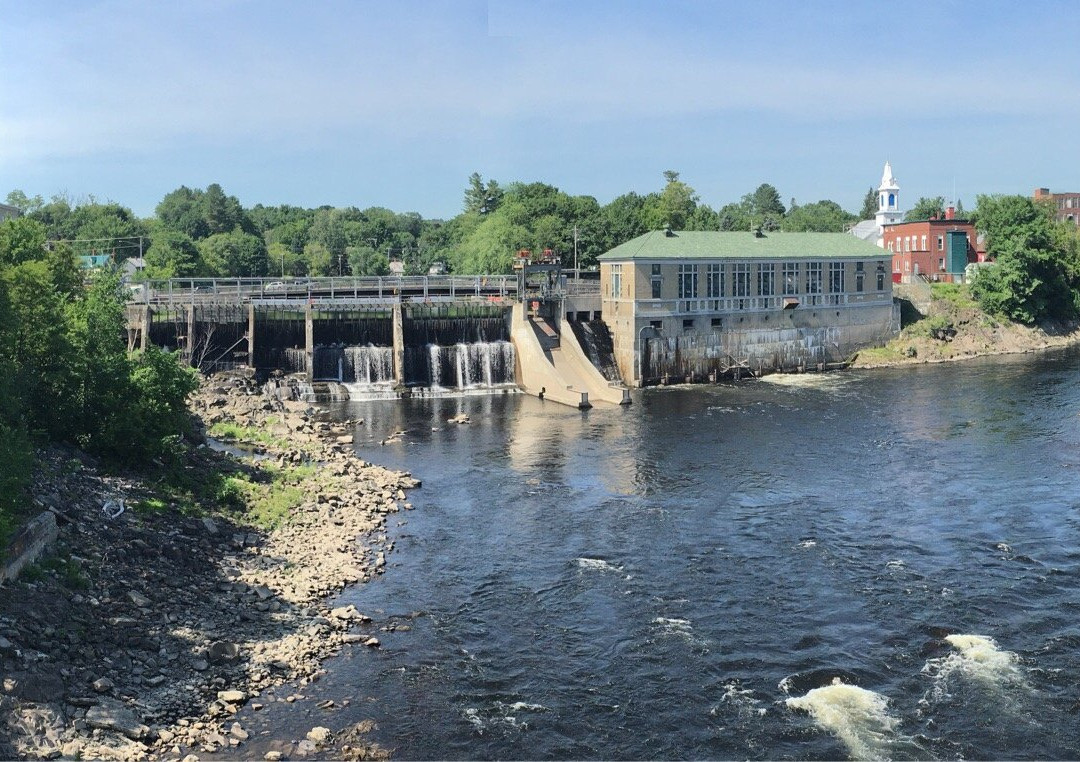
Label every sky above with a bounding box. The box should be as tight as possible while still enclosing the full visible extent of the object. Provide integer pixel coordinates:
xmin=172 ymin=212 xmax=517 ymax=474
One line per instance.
xmin=1 ymin=0 xmax=1078 ymax=220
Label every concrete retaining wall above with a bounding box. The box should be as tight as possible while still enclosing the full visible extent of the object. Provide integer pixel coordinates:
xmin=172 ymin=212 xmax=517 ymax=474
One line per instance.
xmin=1 ymin=511 xmax=58 ymax=584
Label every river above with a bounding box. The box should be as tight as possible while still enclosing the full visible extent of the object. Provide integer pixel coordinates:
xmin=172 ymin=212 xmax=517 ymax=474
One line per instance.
xmin=249 ymin=347 xmax=1080 ymax=760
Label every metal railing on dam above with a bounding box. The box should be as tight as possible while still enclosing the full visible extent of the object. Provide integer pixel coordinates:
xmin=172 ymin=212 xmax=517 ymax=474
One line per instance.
xmin=131 ymin=275 xmax=520 ymax=306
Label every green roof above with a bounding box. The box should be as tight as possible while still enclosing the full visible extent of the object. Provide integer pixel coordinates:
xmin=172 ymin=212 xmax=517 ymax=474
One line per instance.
xmin=597 ymin=230 xmax=887 ymax=261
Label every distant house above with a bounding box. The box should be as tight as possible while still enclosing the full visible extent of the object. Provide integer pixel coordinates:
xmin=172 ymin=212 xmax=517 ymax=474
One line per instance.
xmin=884 ymin=207 xmax=980 ymax=283
xmin=122 ymin=257 xmax=146 ymax=279
xmin=0 ymin=203 xmax=22 ymax=222
xmin=1034 ymin=187 xmax=1080 ymax=227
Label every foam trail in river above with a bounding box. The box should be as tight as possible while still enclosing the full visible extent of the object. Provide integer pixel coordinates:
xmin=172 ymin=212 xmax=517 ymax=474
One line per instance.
xmin=922 ymin=633 xmax=1025 ymax=699
xmin=785 ymin=678 xmax=901 ymax=760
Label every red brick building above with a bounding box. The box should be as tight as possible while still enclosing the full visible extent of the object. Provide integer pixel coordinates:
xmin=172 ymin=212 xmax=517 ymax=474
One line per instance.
xmin=1034 ymin=188 xmax=1080 ymax=227
xmin=885 ymin=207 xmax=979 ymax=283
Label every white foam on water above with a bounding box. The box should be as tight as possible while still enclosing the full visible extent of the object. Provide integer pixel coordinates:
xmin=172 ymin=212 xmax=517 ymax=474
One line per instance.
xmin=798 ymin=540 xmax=817 ymax=549
xmin=716 ymin=680 xmax=767 ymax=718
xmin=575 ymin=557 xmax=623 ymax=573
xmin=922 ymin=633 xmax=1025 ymax=699
xmin=785 ymin=678 xmax=901 ymax=761
xmin=758 ymin=373 xmax=856 ymax=391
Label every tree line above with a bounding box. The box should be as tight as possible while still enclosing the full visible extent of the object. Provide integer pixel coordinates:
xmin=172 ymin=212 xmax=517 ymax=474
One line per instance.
xmin=5 ymin=173 xmax=885 ymax=280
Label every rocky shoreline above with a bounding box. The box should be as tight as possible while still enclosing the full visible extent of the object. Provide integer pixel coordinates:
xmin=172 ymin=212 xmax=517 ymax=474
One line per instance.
xmin=0 ymin=371 xmax=418 ymax=760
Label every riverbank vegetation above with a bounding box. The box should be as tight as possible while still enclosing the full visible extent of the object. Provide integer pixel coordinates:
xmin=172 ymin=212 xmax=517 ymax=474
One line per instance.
xmin=0 ymin=217 xmax=198 ymax=544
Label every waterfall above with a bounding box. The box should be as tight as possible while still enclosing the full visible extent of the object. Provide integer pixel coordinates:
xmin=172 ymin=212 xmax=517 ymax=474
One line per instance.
xmin=407 ymin=341 xmax=515 ymax=390
xmin=284 ymin=348 xmax=308 ymax=375
xmin=343 ymin=345 xmax=394 ymax=385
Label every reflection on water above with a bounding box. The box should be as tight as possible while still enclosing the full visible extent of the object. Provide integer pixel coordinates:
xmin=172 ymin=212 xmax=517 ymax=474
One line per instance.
xmin=238 ymin=346 xmax=1080 ymax=760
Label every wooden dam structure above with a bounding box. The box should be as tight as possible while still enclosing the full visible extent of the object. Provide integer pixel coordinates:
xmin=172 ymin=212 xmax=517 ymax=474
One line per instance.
xmin=126 ymin=273 xmax=630 ymax=409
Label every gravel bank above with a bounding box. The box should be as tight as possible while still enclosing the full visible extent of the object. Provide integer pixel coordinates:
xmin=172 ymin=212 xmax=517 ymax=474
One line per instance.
xmin=0 ymin=370 xmax=417 ymax=760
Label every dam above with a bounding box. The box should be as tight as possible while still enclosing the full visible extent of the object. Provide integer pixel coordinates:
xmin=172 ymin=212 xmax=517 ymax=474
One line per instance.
xmin=125 ymin=271 xmax=630 ymax=408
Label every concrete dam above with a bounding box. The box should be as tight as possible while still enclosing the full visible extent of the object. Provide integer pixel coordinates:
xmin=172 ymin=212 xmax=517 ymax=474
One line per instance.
xmin=126 ymin=275 xmax=630 ymax=409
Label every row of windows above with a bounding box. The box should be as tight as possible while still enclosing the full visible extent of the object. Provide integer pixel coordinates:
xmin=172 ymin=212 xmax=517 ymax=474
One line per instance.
xmin=658 ymin=261 xmax=883 ymax=298
xmin=888 ymin=233 xmax=975 ymax=254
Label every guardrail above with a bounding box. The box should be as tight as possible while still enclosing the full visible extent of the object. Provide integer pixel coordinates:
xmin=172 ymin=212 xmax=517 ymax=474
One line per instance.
xmin=130 ymin=275 xmax=519 ymax=306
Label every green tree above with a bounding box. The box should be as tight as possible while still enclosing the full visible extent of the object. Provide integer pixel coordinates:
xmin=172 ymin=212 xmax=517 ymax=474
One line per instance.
xmin=970 ymin=194 xmax=1074 ymax=323
xmin=347 ymin=245 xmax=390 ymax=276
xmin=784 ymin=200 xmax=857 ymax=232
xmin=310 ymin=209 xmax=348 ymax=274
xmin=859 ymin=187 xmax=877 ymax=219
xmin=717 ymin=200 xmax=753 ymax=231
xmin=643 ymin=171 xmax=699 ymax=230
xmin=905 ymin=196 xmax=946 ymax=222
xmin=304 ymin=242 xmax=334 ymax=276
xmin=744 ymin=183 xmax=786 ymax=230
xmin=0 ymin=217 xmax=47 ymax=265
xmin=5 ymin=189 xmax=44 ymax=214
xmin=145 ymin=229 xmax=203 ymax=278
xmin=199 ymin=231 xmax=268 ymax=277
xmin=464 ymin=173 xmax=504 ymax=215
xmin=156 ymin=186 xmax=210 ymax=240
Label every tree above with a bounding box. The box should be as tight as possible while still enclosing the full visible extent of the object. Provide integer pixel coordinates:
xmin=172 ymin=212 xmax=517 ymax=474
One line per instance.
xmin=0 ymin=217 xmax=47 ymax=265
xmin=309 ymin=209 xmax=348 ymax=274
xmin=199 ymin=231 xmax=268 ymax=277
xmin=905 ymin=196 xmax=946 ymax=222
xmin=463 ymin=173 xmax=504 ymax=215
xmin=745 ymin=183 xmax=786 ymax=229
xmin=347 ymin=245 xmax=389 ymax=276
xmin=156 ymin=186 xmax=210 ymax=240
xmin=859 ymin=187 xmax=877 ymax=220
xmin=784 ymin=200 xmax=857 ymax=232
xmin=5 ymin=189 xmax=44 ymax=214
xmin=145 ymin=229 xmax=204 ymax=278
xmin=643 ymin=171 xmax=699 ymax=230
xmin=970 ymin=194 xmax=1074 ymax=323
xmin=717 ymin=200 xmax=753 ymax=231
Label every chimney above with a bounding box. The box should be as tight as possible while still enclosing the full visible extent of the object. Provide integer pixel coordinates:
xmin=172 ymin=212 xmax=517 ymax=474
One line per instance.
xmin=945 ymin=206 xmax=955 ymax=220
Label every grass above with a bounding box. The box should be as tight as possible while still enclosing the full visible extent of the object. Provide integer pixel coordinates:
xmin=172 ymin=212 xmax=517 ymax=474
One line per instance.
xmin=855 ymin=344 xmax=911 ymax=364
xmin=217 ymin=473 xmax=305 ymax=530
xmin=930 ymin=282 xmax=979 ymax=310
xmin=207 ymin=421 xmax=290 ymax=449
xmin=21 ymin=554 xmax=91 ymax=589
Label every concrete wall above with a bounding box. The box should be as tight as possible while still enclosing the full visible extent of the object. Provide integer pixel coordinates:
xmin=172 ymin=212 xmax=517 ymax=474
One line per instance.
xmin=628 ymin=302 xmax=897 ymax=384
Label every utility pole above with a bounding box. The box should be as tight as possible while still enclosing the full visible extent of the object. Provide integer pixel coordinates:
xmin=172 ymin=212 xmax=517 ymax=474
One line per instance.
xmin=573 ymin=225 xmax=580 ymax=281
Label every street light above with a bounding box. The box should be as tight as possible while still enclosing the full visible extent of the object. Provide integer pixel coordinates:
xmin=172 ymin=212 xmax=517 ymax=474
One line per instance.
xmin=637 ymin=324 xmax=661 ymax=386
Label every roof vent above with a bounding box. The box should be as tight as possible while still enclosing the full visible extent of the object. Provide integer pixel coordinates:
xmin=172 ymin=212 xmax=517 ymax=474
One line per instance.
xmin=664 ymin=224 xmax=675 ymax=237
xmin=754 ymin=226 xmax=765 ymax=238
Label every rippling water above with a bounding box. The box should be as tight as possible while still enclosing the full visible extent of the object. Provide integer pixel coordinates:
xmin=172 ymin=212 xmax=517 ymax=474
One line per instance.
xmin=251 ymin=348 xmax=1080 ymax=760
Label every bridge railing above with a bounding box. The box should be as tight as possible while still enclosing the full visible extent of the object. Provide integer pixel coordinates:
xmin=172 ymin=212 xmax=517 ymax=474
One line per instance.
xmin=133 ymin=275 xmax=518 ymax=306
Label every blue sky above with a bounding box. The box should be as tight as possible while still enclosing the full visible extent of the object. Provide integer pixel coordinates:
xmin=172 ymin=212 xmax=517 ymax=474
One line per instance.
xmin=1 ymin=0 xmax=1077 ymax=219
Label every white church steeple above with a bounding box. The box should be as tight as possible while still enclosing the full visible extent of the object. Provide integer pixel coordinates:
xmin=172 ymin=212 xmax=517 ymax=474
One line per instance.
xmin=875 ymin=161 xmax=901 ymax=242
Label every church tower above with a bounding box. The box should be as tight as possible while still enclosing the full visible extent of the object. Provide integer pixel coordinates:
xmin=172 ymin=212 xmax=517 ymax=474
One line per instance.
xmin=875 ymin=161 xmax=901 ymax=241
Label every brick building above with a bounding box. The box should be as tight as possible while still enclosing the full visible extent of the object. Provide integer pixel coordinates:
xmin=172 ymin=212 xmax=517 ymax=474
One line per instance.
xmin=1034 ymin=188 xmax=1080 ymax=227
xmin=884 ymin=207 xmax=979 ymax=283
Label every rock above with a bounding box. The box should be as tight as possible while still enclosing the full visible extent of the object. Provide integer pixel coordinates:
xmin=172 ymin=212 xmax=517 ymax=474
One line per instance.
xmin=330 ymin=605 xmax=361 ymax=621
xmin=306 ymin=726 xmax=332 ymax=745
xmin=127 ymin=590 xmax=152 ymax=607
xmin=447 ymin=413 xmax=471 ymax=424
xmin=335 ymin=434 xmax=354 ymax=444
xmin=159 ymin=729 xmax=176 ymax=744
xmin=92 ymin=677 xmax=114 ymax=693
xmin=201 ymin=517 xmax=219 ymax=535
xmin=364 ymin=637 xmax=380 ymax=648
xmin=192 ymin=659 xmax=209 ymax=671
xmin=230 ymin=723 xmax=249 ymax=741
xmin=264 ymin=753 xmax=283 ymax=761
xmin=208 ymin=641 xmax=239 ymax=664
xmin=217 ymin=690 xmax=246 ymax=704
xmin=61 ymin=741 xmax=84 ymax=757
xmin=85 ymin=699 xmax=150 ymax=740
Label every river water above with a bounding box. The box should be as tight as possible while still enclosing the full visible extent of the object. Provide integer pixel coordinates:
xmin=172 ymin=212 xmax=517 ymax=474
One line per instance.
xmin=257 ymin=348 xmax=1080 ymax=760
